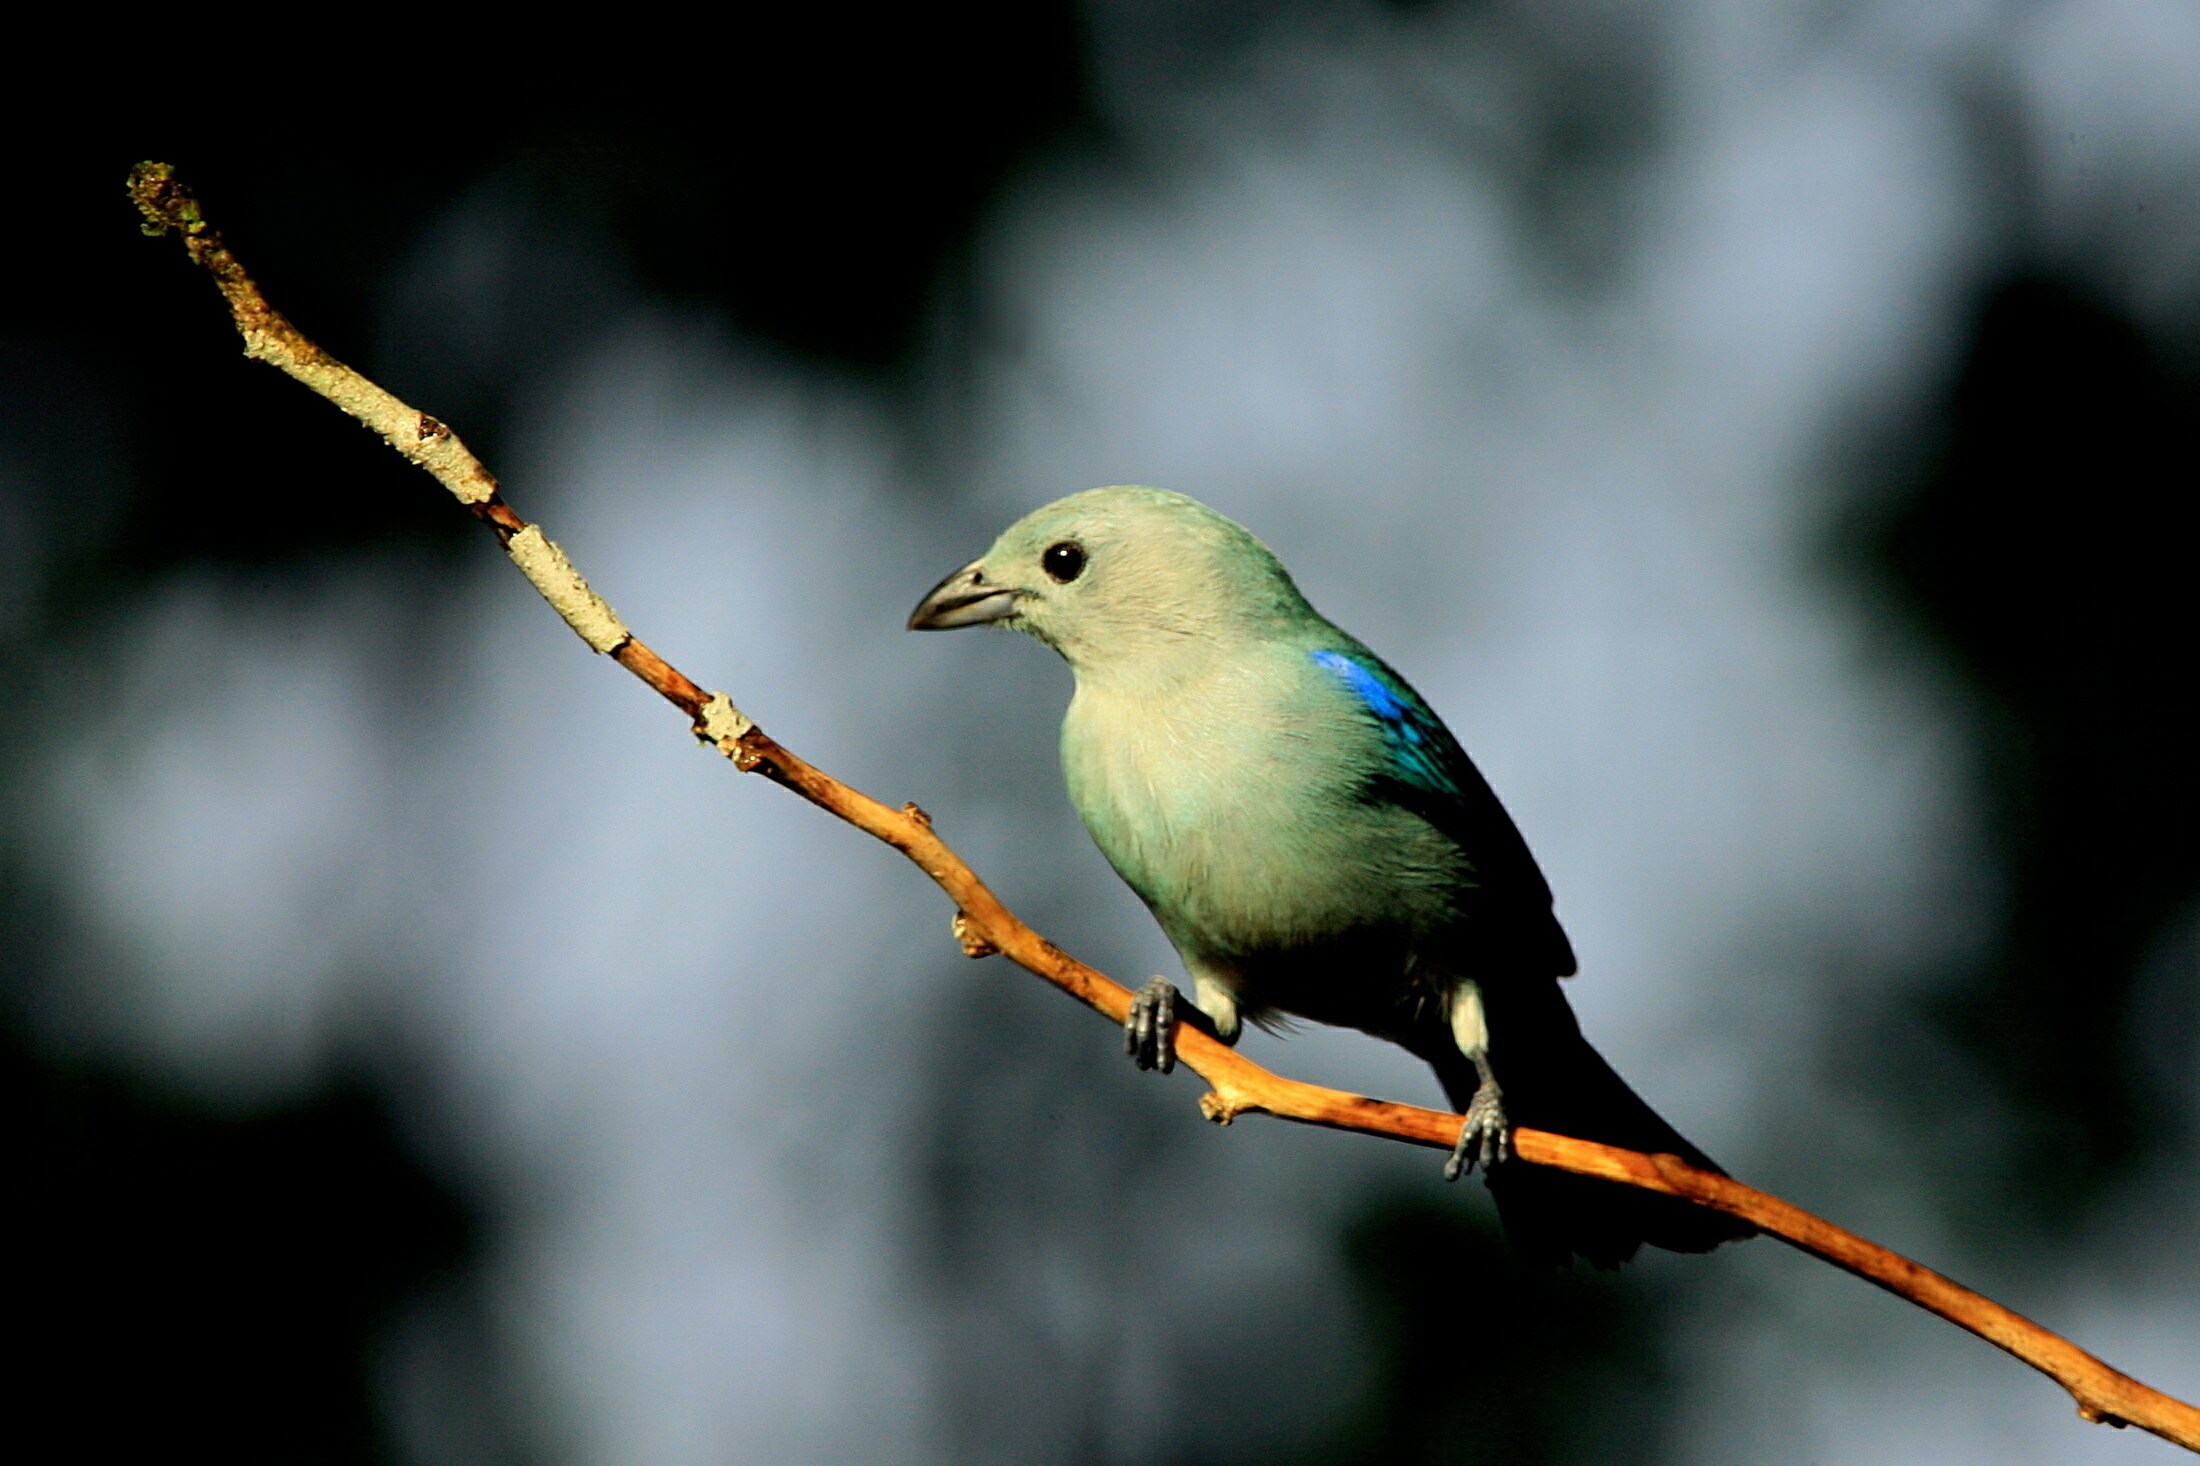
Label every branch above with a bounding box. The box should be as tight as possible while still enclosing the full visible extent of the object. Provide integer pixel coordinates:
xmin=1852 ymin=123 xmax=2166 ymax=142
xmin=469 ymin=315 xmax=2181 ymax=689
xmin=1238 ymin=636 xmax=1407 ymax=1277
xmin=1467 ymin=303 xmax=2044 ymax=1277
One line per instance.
xmin=126 ymin=161 xmax=2200 ymax=1455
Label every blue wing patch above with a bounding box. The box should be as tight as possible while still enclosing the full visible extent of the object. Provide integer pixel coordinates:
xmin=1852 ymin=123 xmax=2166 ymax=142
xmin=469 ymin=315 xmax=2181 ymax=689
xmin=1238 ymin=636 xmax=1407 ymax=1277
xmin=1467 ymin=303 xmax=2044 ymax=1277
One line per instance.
xmin=1309 ymin=648 xmax=1462 ymax=798
xmin=1308 ymin=646 xmax=1577 ymax=974
xmin=1309 ymin=647 xmax=1577 ymax=975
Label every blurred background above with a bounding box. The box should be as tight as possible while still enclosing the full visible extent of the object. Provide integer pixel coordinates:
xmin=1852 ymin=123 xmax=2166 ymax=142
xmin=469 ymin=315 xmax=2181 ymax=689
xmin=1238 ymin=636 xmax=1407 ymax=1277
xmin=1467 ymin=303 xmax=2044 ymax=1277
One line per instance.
xmin=5 ymin=3 xmax=2196 ymax=1462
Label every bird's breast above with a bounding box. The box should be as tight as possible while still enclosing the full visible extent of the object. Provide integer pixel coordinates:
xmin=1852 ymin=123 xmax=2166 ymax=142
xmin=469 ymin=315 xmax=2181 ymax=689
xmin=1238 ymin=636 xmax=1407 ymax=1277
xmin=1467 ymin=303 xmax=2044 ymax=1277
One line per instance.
xmin=1060 ymin=671 xmax=1465 ymax=972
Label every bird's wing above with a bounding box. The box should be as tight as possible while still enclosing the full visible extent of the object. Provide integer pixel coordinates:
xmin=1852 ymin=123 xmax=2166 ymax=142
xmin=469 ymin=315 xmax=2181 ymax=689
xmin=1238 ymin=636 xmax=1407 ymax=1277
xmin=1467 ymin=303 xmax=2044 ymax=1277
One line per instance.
xmin=1308 ymin=646 xmax=1578 ymax=976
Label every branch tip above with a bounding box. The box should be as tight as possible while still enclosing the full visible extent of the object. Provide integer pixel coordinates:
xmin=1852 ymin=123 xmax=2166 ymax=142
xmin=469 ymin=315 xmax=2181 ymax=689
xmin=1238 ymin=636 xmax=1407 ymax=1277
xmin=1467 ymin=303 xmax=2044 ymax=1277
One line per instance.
xmin=127 ymin=161 xmax=203 ymax=237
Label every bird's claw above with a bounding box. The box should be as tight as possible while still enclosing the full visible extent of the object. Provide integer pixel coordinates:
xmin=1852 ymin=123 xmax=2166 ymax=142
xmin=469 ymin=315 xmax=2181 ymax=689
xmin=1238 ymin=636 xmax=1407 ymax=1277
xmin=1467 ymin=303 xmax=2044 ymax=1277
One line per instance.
xmin=1124 ymin=977 xmax=1179 ymax=1074
xmin=1444 ymin=1078 xmax=1509 ymax=1180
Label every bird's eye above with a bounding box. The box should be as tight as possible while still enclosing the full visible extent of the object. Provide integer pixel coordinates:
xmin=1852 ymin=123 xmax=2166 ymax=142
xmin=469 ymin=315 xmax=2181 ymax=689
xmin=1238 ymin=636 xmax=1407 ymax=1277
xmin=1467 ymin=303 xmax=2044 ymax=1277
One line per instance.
xmin=1042 ymin=541 xmax=1086 ymax=583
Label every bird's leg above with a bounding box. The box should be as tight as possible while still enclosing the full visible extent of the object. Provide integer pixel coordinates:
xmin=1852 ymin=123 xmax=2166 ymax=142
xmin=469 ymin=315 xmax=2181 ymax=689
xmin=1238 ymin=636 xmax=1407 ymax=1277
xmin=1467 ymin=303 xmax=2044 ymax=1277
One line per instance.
xmin=1445 ymin=1047 xmax=1509 ymax=1179
xmin=1444 ymin=981 xmax=1510 ymax=1180
xmin=1124 ymin=977 xmax=1180 ymax=1073
xmin=1124 ymin=973 xmax=1236 ymax=1074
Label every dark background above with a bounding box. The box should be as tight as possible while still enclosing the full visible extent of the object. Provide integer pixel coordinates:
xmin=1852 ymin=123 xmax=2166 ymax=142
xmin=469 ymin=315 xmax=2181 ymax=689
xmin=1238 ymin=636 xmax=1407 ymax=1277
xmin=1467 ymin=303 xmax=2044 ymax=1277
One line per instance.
xmin=5 ymin=5 xmax=2195 ymax=1463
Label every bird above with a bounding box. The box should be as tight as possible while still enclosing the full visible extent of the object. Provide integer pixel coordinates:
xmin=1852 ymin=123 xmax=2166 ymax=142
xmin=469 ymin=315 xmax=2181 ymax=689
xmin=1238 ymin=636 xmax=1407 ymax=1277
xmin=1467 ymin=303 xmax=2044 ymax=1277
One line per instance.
xmin=909 ymin=486 xmax=1752 ymax=1266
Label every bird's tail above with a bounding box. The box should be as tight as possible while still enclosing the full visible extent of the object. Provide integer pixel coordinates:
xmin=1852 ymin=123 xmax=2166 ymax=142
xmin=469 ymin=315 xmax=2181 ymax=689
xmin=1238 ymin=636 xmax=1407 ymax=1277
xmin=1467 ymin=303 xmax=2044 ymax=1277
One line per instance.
xmin=1428 ymin=980 xmax=1755 ymax=1268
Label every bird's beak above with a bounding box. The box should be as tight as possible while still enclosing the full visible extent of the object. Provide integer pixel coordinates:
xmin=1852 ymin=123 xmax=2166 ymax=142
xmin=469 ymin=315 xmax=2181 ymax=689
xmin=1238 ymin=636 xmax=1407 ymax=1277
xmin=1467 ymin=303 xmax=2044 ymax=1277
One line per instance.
xmin=907 ymin=560 xmax=1020 ymax=630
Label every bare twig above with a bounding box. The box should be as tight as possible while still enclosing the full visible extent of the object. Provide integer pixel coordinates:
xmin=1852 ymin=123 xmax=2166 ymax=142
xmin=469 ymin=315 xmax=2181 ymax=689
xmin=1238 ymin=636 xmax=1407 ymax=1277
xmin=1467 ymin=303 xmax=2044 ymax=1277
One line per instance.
xmin=127 ymin=161 xmax=2200 ymax=1455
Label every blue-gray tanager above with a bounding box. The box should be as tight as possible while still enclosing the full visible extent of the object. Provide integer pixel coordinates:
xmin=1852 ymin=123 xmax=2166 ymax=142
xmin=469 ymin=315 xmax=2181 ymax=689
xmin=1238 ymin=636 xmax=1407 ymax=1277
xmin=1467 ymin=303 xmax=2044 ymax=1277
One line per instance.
xmin=910 ymin=487 xmax=1751 ymax=1265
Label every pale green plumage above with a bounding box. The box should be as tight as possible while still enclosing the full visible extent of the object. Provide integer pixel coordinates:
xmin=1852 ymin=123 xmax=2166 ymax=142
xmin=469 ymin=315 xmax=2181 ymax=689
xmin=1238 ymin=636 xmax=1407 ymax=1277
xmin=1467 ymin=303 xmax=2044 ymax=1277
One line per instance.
xmin=964 ymin=488 xmax=1467 ymax=1039
xmin=918 ymin=486 xmax=1752 ymax=1266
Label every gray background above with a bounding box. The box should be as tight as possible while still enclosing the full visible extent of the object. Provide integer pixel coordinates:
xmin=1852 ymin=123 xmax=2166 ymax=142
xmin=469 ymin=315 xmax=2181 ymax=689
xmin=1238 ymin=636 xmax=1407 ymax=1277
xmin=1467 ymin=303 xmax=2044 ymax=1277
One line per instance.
xmin=4 ymin=4 xmax=2196 ymax=1462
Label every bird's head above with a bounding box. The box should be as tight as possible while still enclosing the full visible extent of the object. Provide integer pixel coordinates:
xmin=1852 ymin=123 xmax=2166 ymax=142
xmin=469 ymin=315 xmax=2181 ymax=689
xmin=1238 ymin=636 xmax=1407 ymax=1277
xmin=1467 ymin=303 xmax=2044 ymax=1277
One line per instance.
xmin=908 ymin=486 xmax=1311 ymax=679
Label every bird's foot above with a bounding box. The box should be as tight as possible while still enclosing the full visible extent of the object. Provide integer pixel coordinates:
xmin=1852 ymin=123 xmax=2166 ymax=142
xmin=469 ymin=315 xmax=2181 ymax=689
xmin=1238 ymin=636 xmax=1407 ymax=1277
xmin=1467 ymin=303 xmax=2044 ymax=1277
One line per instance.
xmin=1444 ymin=1076 xmax=1509 ymax=1180
xmin=1124 ymin=977 xmax=1179 ymax=1074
